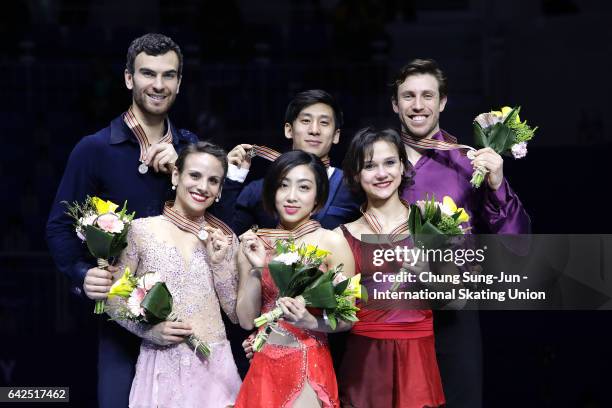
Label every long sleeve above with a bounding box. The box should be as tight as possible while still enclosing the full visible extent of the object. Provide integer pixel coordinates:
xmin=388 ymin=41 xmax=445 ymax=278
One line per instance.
xmin=46 ymin=137 xmax=99 ymax=291
xmin=481 ymin=178 xmax=531 ymax=234
xmin=105 ymin=221 xmax=155 ymax=341
xmin=210 ymin=235 xmax=239 ymax=324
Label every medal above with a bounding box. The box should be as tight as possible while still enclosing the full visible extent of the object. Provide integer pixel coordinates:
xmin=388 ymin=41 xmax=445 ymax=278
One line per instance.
xmin=197 ymin=229 xmax=209 ymax=241
xmin=162 ymin=201 xmax=234 ymax=243
xmin=124 ymin=107 xmax=173 ymax=176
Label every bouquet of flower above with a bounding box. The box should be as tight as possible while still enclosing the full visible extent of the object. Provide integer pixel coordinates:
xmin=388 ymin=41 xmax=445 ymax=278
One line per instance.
xmin=107 ymin=268 xmax=211 ymax=358
xmin=390 ymin=195 xmax=470 ymax=292
xmin=409 ymin=195 xmax=470 ymax=247
xmin=252 ymin=241 xmax=367 ymax=352
xmin=470 ymin=106 xmax=537 ymax=188
xmin=64 ymin=196 xmax=135 ymax=314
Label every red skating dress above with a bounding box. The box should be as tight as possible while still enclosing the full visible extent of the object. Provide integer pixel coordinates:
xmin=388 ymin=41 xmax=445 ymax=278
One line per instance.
xmin=234 ymin=248 xmax=339 ymax=408
xmin=338 ymin=225 xmax=445 ymax=408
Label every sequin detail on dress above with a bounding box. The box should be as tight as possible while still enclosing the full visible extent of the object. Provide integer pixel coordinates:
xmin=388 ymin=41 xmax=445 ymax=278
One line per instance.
xmin=106 ymin=217 xmax=241 ymax=408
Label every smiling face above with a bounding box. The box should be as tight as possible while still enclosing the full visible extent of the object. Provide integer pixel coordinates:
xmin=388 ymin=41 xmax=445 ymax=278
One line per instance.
xmin=274 ymin=164 xmax=318 ymax=229
xmin=171 ymin=152 xmax=224 ymax=217
xmin=284 ymin=103 xmax=340 ymax=161
xmin=125 ymin=51 xmax=181 ymax=119
xmin=392 ymin=73 xmax=447 ymax=140
xmin=359 ymin=140 xmax=405 ymax=202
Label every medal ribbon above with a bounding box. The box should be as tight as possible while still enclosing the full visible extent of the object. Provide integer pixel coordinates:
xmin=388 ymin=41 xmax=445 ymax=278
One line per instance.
xmin=360 ymin=199 xmax=412 ymax=242
xmin=250 ymin=145 xmax=330 ymax=168
xmin=163 ymin=201 xmax=234 ymax=241
xmin=400 ymin=130 xmax=474 ymax=153
xmin=254 ymin=219 xmax=321 ymax=249
xmin=124 ymin=106 xmax=173 ymax=163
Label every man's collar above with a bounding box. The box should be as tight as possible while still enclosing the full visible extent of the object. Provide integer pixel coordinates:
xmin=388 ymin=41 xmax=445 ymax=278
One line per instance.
xmin=109 ymin=112 xmax=180 ymax=146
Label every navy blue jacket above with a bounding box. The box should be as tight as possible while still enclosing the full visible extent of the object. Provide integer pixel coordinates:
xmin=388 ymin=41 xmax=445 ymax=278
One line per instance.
xmin=212 ymin=167 xmax=361 ymax=235
xmin=46 ymin=114 xmax=197 ymax=293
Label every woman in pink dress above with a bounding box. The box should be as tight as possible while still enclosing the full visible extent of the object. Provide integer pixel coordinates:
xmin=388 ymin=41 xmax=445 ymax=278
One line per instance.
xmin=337 ymin=128 xmax=445 ymax=408
xmin=234 ymin=150 xmax=356 ymax=408
xmin=106 ymin=141 xmax=242 ymax=408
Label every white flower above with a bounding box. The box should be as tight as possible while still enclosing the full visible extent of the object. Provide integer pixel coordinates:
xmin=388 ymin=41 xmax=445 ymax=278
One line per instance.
xmin=475 ymin=112 xmax=502 ymax=129
xmin=75 ymin=226 xmax=86 ymax=241
xmin=332 ymin=272 xmax=348 ymax=286
xmin=511 ymin=142 xmax=528 ymax=159
xmin=80 ymin=213 xmax=97 ymax=226
xmin=127 ymin=287 xmax=146 ymax=317
xmin=137 ymin=272 xmax=162 ymax=291
xmin=273 ymin=251 xmax=300 ymax=266
xmin=439 ymin=202 xmax=454 ymax=217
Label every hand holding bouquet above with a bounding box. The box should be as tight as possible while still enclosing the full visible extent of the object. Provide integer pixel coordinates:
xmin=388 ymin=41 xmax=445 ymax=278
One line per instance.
xmin=64 ymin=196 xmax=135 ymax=313
xmin=107 ymin=268 xmax=211 ymax=358
xmin=470 ymin=106 xmax=537 ymax=188
xmin=252 ymin=241 xmax=367 ymax=352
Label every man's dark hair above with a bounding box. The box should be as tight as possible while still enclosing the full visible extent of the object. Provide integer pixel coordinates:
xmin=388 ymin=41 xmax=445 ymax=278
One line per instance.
xmin=262 ymin=150 xmax=329 ymax=217
xmin=342 ymin=127 xmax=413 ymax=200
xmin=284 ymin=89 xmax=344 ymax=130
xmin=175 ymin=141 xmax=228 ymax=179
xmin=391 ymin=58 xmax=448 ymax=102
xmin=126 ymin=33 xmax=183 ymax=77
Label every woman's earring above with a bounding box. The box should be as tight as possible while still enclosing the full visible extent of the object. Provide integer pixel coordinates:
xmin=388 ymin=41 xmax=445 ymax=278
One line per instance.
xmin=172 ymin=185 xmax=177 ymax=191
xmin=215 ymin=192 xmax=221 ymax=202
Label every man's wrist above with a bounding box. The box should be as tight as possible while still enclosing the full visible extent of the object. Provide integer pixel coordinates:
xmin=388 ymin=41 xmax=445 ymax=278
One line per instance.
xmin=227 ymin=164 xmax=249 ymax=183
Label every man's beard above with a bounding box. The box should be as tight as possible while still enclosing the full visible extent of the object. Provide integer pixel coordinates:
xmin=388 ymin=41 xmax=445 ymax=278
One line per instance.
xmin=132 ymin=89 xmax=176 ymax=118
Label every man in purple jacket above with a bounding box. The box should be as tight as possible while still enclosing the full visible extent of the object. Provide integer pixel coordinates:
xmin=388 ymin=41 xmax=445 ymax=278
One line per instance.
xmin=392 ymin=58 xmax=530 ymax=407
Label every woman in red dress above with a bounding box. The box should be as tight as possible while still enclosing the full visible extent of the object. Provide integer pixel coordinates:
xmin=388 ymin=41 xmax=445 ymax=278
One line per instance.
xmin=234 ymin=150 xmax=356 ymax=408
xmin=337 ymin=127 xmax=445 ymax=408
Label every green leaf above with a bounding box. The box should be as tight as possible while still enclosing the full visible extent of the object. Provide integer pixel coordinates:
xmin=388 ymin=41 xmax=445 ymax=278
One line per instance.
xmin=84 ymin=225 xmax=114 ymax=259
xmin=285 ymin=269 xmax=323 ymax=297
xmin=334 ymin=278 xmax=350 ymax=295
xmin=430 ymin=205 xmax=442 ymax=225
xmin=327 ymin=314 xmax=337 ymax=330
xmin=502 ymin=106 xmax=521 ymax=126
xmin=302 ymin=282 xmax=338 ymax=308
xmin=141 ymin=282 xmax=173 ymax=324
xmin=473 ymin=122 xmax=488 ymax=148
xmin=268 ymin=261 xmax=295 ymax=293
xmin=360 ymin=285 xmax=369 ymax=302
xmin=487 ymin=123 xmax=513 ymax=153
xmin=408 ymin=204 xmax=422 ymax=235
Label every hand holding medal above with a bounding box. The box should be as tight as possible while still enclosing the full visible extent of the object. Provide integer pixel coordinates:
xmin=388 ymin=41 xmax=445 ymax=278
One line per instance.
xmin=205 ymin=226 xmax=231 ymax=264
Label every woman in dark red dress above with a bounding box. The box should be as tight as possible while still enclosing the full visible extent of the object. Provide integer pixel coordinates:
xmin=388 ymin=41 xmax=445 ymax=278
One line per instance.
xmin=336 ymin=128 xmax=445 ymax=408
xmin=234 ymin=151 xmax=356 ymax=408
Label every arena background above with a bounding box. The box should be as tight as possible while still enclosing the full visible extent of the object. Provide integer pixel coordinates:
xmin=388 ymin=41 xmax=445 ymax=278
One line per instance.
xmin=1 ymin=0 xmax=611 ymax=406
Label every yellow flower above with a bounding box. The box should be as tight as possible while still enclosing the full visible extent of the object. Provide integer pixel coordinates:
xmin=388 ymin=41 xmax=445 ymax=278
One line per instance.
xmin=500 ymin=106 xmax=520 ymax=123
xmin=490 ymin=109 xmax=503 ymax=118
xmin=108 ymin=267 xmax=136 ymax=298
xmin=92 ymin=196 xmax=119 ymax=215
xmin=343 ymin=274 xmax=362 ymax=299
xmin=299 ymin=244 xmax=331 ymax=259
xmin=443 ymin=196 xmax=470 ymax=224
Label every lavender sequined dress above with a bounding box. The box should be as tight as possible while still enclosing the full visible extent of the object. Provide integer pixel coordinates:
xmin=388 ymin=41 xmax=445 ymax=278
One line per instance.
xmin=107 ymin=216 xmax=242 ymax=408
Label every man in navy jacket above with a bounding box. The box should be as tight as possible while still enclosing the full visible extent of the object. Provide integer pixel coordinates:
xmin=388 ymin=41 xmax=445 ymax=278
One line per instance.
xmin=212 ymin=89 xmax=360 ymax=234
xmin=46 ymin=34 xmax=197 ymax=407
